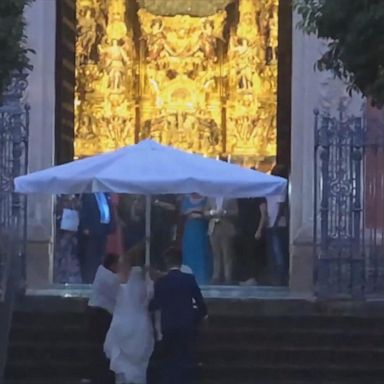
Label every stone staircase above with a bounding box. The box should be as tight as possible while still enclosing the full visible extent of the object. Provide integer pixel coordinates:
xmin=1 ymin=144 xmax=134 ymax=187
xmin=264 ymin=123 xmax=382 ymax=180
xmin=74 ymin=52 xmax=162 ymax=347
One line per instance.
xmin=4 ymin=296 xmax=384 ymax=384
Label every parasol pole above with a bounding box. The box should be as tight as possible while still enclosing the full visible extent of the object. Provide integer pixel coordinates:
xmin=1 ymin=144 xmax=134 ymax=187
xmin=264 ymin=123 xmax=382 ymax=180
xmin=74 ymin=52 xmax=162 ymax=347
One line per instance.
xmin=145 ymin=194 xmax=151 ymax=266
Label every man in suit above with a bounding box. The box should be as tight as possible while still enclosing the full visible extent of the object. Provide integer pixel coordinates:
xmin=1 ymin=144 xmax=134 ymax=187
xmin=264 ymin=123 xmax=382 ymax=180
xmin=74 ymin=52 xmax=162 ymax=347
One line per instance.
xmin=206 ymin=197 xmax=238 ymax=284
xmin=149 ymin=247 xmax=207 ymax=384
xmin=78 ymin=192 xmax=115 ymax=283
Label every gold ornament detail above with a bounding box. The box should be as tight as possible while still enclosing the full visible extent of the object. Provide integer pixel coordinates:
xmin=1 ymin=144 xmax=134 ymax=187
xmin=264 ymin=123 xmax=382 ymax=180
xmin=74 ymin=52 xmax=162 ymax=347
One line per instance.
xmin=137 ymin=9 xmax=226 ymax=155
xmin=75 ymin=0 xmax=136 ymax=157
xmin=75 ymin=0 xmax=278 ymax=162
xmin=226 ymin=0 xmax=278 ymax=158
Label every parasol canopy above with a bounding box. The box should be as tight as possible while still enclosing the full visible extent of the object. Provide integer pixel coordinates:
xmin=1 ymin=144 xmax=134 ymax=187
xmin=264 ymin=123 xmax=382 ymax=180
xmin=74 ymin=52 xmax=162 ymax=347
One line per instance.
xmin=14 ymin=140 xmax=286 ymax=198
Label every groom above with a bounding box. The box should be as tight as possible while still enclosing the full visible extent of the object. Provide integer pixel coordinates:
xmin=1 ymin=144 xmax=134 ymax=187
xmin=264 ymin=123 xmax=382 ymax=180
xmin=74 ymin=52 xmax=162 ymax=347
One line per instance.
xmin=149 ymin=247 xmax=207 ymax=384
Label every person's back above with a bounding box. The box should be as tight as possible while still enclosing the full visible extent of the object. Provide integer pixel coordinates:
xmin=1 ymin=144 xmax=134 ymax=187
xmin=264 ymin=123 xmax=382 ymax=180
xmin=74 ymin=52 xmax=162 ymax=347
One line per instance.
xmin=105 ymin=244 xmax=154 ymax=384
xmin=88 ymin=264 xmax=120 ymax=314
xmin=149 ymin=247 xmax=207 ymax=384
xmin=153 ymin=269 xmax=206 ymax=334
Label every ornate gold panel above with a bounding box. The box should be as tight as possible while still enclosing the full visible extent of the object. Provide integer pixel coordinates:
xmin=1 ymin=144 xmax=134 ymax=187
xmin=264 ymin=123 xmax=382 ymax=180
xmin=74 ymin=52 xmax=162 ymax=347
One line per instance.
xmin=75 ymin=0 xmax=136 ymax=157
xmin=137 ymin=9 xmax=225 ymax=155
xmin=226 ymin=0 xmax=278 ymax=158
xmin=75 ymin=0 xmax=278 ymax=162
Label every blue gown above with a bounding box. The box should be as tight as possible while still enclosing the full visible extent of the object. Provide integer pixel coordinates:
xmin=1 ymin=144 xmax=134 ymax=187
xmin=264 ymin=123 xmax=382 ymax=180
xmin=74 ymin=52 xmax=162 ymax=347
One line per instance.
xmin=181 ymin=196 xmax=212 ymax=285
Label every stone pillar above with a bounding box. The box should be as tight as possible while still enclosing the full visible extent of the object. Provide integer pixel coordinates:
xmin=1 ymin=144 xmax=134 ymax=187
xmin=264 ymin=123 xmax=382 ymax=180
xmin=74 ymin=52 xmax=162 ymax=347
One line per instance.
xmin=24 ymin=0 xmax=56 ymax=288
xmin=289 ymin=12 xmax=363 ymax=293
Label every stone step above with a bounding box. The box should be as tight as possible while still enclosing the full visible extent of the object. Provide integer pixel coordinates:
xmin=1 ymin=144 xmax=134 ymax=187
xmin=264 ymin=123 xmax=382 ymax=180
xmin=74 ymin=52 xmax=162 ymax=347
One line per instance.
xmin=6 ymin=360 xmax=384 ymax=381
xmin=202 ymin=327 xmax=384 ymax=348
xmin=6 ymin=297 xmax=384 ymax=384
xmin=5 ymin=381 xmax=89 ymax=384
xmin=12 ymin=312 xmax=384 ymax=330
xmin=9 ymin=323 xmax=384 ymax=344
xmin=4 ymin=378 xmax=383 ymax=384
xmin=201 ymin=346 xmax=384 ymax=365
xmin=201 ymin=363 xmax=384 ymax=381
xmin=7 ymin=341 xmax=384 ymax=366
xmin=4 ymin=362 xmax=87 ymax=380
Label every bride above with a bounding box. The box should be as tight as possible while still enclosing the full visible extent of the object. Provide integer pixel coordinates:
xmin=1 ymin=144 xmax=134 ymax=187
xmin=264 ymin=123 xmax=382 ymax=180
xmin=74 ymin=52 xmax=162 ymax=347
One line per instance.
xmin=104 ymin=244 xmax=155 ymax=384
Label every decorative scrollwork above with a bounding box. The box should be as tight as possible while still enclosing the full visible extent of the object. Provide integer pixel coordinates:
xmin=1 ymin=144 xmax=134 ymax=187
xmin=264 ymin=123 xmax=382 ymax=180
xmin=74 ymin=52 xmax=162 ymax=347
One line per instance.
xmin=75 ymin=0 xmax=278 ymax=161
xmin=1 ymin=72 xmax=28 ymax=111
xmin=0 ymin=72 xmax=29 ymax=297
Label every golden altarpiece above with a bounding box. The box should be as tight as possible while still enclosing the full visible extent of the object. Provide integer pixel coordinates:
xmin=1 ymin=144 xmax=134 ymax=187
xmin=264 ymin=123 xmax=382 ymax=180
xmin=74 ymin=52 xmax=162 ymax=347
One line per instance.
xmin=74 ymin=0 xmax=278 ymax=164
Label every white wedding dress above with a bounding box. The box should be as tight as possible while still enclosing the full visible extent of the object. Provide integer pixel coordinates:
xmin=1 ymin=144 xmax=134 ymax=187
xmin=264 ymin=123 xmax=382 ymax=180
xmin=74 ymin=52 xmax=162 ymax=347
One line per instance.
xmin=104 ymin=267 xmax=155 ymax=384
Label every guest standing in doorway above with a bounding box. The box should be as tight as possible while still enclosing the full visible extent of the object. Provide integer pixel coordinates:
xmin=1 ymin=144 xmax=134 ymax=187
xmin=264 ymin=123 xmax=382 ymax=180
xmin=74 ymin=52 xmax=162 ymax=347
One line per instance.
xmin=78 ymin=192 xmax=115 ymax=283
xmin=104 ymin=244 xmax=154 ymax=384
xmin=54 ymin=194 xmax=82 ymax=283
xmin=237 ymin=195 xmax=267 ymax=285
xmin=206 ymin=197 xmax=238 ymax=284
xmin=181 ymin=194 xmax=212 ymax=285
xmin=106 ymin=194 xmax=124 ymax=256
xmin=120 ymin=195 xmax=146 ymax=252
xmin=267 ymin=165 xmax=289 ymax=285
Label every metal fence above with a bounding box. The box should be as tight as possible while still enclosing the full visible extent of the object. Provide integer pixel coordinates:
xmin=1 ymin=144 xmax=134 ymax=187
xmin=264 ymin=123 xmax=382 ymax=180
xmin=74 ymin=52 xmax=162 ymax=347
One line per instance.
xmin=0 ymin=73 xmax=29 ymax=381
xmin=0 ymin=73 xmax=29 ymax=299
xmin=314 ymin=107 xmax=384 ymax=298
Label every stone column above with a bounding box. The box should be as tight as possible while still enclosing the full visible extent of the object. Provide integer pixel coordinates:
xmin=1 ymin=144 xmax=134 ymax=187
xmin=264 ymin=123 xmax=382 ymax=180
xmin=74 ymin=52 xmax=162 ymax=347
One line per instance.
xmin=289 ymin=12 xmax=363 ymax=293
xmin=24 ymin=0 xmax=56 ymax=288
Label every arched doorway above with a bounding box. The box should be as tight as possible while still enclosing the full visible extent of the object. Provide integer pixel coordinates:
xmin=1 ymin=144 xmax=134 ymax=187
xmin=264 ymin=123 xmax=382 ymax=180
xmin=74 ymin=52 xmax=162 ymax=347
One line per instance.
xmin=54 ymin=0 xmax=292 ymax=288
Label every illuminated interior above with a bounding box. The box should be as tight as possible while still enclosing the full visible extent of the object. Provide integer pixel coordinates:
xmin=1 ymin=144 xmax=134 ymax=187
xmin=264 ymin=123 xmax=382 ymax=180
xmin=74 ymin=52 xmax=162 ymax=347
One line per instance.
xmin=75 ymin=0 xmax=278 ymax=165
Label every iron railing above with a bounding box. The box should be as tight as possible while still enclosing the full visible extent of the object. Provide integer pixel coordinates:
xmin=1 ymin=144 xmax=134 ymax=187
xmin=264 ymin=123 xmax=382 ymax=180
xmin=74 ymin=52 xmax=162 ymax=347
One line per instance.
xmin=0 ymin=73 xmax=29 ymax=382
xmin=314 ymin=107 xmax=384 ymax=298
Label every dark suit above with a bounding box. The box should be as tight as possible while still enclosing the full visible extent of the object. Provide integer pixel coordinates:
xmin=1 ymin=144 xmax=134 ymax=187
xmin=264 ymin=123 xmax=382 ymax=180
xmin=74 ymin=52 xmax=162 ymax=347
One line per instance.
xmin=77 ymin=193 xmax=114 ymax=283
xmin=149 ymin=270 xmax=207 ymax=384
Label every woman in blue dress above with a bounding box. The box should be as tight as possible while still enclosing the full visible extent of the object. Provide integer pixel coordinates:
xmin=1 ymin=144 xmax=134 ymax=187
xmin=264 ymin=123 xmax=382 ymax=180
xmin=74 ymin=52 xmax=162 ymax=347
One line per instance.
xmin=181 ymin=194 xmax=212 ymax=285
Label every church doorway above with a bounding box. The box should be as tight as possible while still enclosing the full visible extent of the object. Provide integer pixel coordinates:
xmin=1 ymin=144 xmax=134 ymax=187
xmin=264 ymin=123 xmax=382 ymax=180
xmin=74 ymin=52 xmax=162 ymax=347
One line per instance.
xmin=53 ymin=0 xmax=291 ymax=290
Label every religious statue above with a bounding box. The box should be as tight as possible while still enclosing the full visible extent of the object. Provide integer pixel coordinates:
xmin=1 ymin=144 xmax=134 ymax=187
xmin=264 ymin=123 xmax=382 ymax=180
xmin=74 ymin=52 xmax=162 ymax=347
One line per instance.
xmin=241 ymin=116 xmax=253 ymax=142
xmin=181 ymin=113 xmax=197 ymax=149
xmin=197 ymin=109 xmax=220 ymax=153
xmin=99 ymin=39 xmax=131 ymax=91
xmin=77 ymin=8 xmax=97 ymax=63
xmin=105 ymin=115 xmax=133 ymax=147
xmin=77 ymin=114 xmax=95 ymax=139
xmin=106 ymin=1 xmax=127 ymax=41
xmin=146 ymin=18 xmax=167 ymax=63
xmin=237 ymin=0 xmax=260 ymax=41
xmin=230 ymin=37 xmax=257 ymax=90
xmin=94 ymin=0 xmax=108 ymax=33
xmin=266 ymin=6 xmax=278 ymax=64
xmin=149 ymin=115 xmax=166 ymax=143
xmin=198 ymin=19 xmax=218 ymax=65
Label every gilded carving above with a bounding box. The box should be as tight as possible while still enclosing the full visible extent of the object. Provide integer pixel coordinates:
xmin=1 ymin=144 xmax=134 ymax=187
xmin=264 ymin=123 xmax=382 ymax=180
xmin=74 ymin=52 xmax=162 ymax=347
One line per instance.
xmin=137 ymin=9 xmax=225 ymax=155
xmin=75 ymin=0 xmax=136 ymax=157
xmin=75 ymin=0 xmax=278 ymax=162
xmin=226 ymin=0 xmax=278 ymax=157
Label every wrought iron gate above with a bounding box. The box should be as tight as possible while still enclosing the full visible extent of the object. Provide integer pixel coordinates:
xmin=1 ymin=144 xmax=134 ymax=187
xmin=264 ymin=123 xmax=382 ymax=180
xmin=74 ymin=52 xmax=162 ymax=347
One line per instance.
xmin=314 ymin=108 xmax=384 ymax=298
xmin=0 ymin=73 xmax=29 ymax=380
xmin=0 ymin=73 xmax=29 ymax=298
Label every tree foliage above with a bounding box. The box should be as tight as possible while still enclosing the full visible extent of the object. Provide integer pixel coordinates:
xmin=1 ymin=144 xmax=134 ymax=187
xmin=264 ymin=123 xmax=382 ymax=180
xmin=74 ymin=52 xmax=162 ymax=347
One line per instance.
xmin=0 ymin=0 xmax=34 ymax=93
xmin=295 ymin=0 xmax=384 ymax=106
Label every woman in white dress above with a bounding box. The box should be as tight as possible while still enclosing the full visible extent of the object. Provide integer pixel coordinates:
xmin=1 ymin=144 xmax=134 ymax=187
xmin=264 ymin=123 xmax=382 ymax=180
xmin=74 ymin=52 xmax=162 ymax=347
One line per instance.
xmin=104 ymin=244 xmax=155 ymax=384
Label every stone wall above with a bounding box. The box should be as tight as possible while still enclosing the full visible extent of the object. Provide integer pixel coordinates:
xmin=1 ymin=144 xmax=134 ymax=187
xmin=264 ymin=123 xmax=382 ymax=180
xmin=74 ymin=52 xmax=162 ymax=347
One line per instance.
xmin=24 ymin=0 xmax=56 ymax=287
xmin=289 ymin=12 xmax=364 ymax=293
